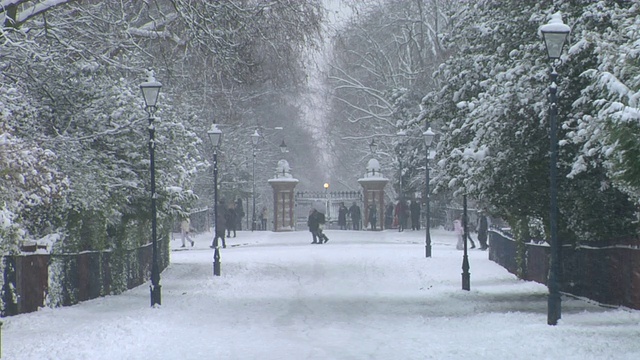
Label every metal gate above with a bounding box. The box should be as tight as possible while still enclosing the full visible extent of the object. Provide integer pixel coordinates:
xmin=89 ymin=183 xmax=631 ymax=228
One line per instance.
xmin=294 ymin=191 xmax=363 ymax=230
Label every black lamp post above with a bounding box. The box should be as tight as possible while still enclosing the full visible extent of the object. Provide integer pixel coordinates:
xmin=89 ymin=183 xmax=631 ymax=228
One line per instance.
xmin=324 ymin=182 xmax=330 ymax=222
xmin=540 ymin=12 xmax=571 ymax=326
xmin=280 ymin=139 xmax=288 ymax=154
xmin=251 ymin=129 xmax=260 ymax=231
xmin=208 ymin=124 xmax=223 ymax=276
xmin=423 ymin=127 xmax=435 ymax=258
xmin=396 ymin=130 xmax=407 ymax=204
xmin=462 ymin=194 xmax=470 ymax=291
xmin=140 ymin=70 xmax=162 ymax=307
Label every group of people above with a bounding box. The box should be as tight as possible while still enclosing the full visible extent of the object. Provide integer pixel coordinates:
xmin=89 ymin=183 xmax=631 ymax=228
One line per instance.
xmin=210 ymin=198 xmax=245 ymax=249
xmin=453 ymin=209 xmax=489 ymax=251
xmin=337 ymin=202 xmax=363 ymax=230
xmin=257 ymin=206 xmax=268 ymax=231
xmin=382 ymin=199 xmax=422 ymax=232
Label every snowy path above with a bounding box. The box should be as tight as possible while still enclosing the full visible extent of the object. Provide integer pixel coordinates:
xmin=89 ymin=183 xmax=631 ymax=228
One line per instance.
xmin=2 ymin=229 xmax=640 ymax=359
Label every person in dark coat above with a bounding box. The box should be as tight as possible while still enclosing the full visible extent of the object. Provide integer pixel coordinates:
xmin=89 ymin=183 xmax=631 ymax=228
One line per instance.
xmin=368 ymin=202 xmax=378 ymax=230
xmin=477 ymin=209 xmax=489 ymax=250
xmin=211 ymin=200 xmax=227 ymax=248
xmin=395 ymin=200 xmax=408 ymax=232
xmin=410 ymin=200 xmax=421 ymax=231
xmin=337 ymin=202 xmax=348 ymax=230
xmin=349 ymin=202 xmax=361 ymax=230
xmin=226 ymin=202 xmax=237 ymax=238
xmin=235 ymin=198 xmax=245 ymax=231
xmin=308 ymin=208 xmax=329 ymax=244
xmin=385 ymin=203 xmax=394 ymax=229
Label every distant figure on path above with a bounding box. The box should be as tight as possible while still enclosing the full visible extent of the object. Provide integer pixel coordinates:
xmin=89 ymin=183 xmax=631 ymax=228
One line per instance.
xmin=385 ymin=203 xmax=394 ymax=229
xmin=368 ymin=202 xmax=378 ymax=231
xmin=454 ymin=216 xmax=476 ymax=250
xmin=454 ymin=217 xmax=464 ymax=250
xmin=410 ymin=200 xmax=421 ymax=231
xmin=395 ymin=200 xmax=408 ymax=232
xmin=211 ymin=200 xmax=227 ymax=249
xmin=259 ymin=207 xmax=268 ymax=231
xmin=349 ymin=202 xmax=361 ymax=230
xmin=226 ymin=202 xmax=237 ymax=238
xmin=338 ymin=202 xmax=348 ymax=230
xmin=181 ymin=217 xmax=194 ymax=248
xmin=235 ymin=198 xmax=245 ymax=231
xmin=477 ymin=209 xmax=489 ymax=250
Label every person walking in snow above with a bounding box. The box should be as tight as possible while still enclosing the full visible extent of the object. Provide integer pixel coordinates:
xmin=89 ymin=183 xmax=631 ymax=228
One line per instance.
xmin=181 ymin=217 xmax=194 ymax=248
xmin=211 ymin=200 xmax=227 ymax=249
xmin=226 ymin=202 xmax=237 ymax=238
xmin=410 ymin=200 xmax=421 ymax=231
xmin=368 ymin=202 xmax=378 ymax=231
xmin=338 ymin=202 xmax=348 ymax=230
xmin=454 ymin=216 xmax=475 ymax=250
xmin=308 ymin=208 xmax=329 ymax=244
xmin=454 ymin=217 xmax=464 ymax=250
xmin=349 ymin=202 xmax=361 ymax=230
xmin=395 ymin=199 xmax=408 ymax=232
xmin=385 ymin=203 xmax=394 ymax=229
xmin=477 ymin=209 xmax=489 ymax=250
xmin=235 ymin=198 xmax=245 ymax=231
xmin=259 ymin=206 xmax=268 ymax=231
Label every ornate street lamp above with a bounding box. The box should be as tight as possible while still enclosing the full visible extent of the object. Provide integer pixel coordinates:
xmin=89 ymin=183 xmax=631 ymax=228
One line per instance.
xmin=540 ymin=11 xmax=570 ymax=326
xmin=140 ymin=70 xmax=162 ymax=307
xmin=280 ymin=139 xmax=288 ymax=153
xmin=251 ymin=129 xmax=260 ymax=231
xmin=423 ymin=127 xmax=435 ymax=258
xmin=208 ymin=124 xmax=223 ymax=276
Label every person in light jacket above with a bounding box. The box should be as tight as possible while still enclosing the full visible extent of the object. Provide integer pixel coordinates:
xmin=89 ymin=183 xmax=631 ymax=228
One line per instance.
xmin=181 ymin=218 xmax=194 ymax=248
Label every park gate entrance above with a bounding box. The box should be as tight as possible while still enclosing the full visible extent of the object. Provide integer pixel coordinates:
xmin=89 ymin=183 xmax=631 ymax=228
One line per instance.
xmin=294 ymin=191 xmax=363 ymax=230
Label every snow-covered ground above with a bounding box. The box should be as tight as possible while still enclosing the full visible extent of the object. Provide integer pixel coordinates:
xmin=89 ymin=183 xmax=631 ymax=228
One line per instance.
xmin=2 ymin=228 xmax=640 ymax=359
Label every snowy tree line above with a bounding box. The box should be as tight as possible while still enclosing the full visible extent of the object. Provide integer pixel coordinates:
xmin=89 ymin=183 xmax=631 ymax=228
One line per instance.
xmin=327 ymin=0 xmax=640 ymax=245
xmin=1 ymin=0 xmax=325 ymax=254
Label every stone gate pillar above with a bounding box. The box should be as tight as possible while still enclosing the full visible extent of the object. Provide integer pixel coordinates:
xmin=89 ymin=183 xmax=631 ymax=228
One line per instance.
xmin=268 ymin=160 xmax=299 ymax=232
xmin=358 ymin=158 xmax=388 ymax=230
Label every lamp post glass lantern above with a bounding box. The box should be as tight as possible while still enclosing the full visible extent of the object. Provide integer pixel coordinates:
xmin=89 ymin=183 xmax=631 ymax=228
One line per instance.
xmin=140 ymin=70 xmax=162 ymax=306
xmin=369 ymin=138 xmax=378 ymax=154
xmin=540 ymin=12 xmax=570 ymax=326
xmin=423 ymin=127 xmax=435 ymax=258
xmin=251 ymin=130 xmax=260 ymax=231
xmin=208 ymin=124 xmax=223 ymax=276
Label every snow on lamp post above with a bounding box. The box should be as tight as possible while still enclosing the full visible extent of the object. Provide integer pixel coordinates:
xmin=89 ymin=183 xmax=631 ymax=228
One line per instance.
xmin=423 ymin=127 xmax=435 ymax=258
xmin=140 ymin=70 xmax=162 ymax=307
xmin=251 ymin=129 xmax=260 ymax=231
xmin=540 ymin=12 xmax=570 ymax=326
xmin=208 ymin=124 xmax=223 ymax=276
